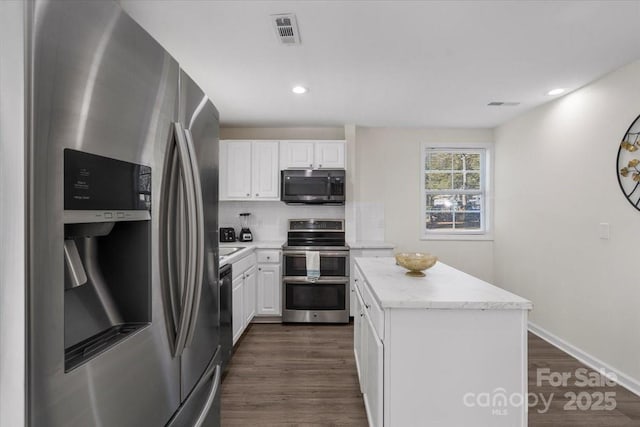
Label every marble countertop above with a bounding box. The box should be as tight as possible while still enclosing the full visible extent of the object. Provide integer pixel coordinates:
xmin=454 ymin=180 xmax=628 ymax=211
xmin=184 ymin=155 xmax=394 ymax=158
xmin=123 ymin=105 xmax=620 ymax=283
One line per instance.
xmin=355 ymin=257 xmax=532 ymax=310
xmin=220 ymin=240 xmax=284 ymax=249
xmin=347 ymin=241 xmax=395 ymax=249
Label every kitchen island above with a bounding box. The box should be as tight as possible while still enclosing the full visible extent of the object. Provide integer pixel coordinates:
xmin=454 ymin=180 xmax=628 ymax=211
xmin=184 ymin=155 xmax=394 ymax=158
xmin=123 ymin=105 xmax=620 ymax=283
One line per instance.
xmin=353 ymin=257 xmax=532 ymax=427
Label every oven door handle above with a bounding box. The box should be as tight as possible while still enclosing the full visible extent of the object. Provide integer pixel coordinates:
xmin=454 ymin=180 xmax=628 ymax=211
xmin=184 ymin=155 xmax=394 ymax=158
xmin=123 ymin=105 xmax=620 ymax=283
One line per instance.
xmin=283 ymin=251 xmax=349 ymax=258
xmin=283 ymin=277 xmax=349 ymax=285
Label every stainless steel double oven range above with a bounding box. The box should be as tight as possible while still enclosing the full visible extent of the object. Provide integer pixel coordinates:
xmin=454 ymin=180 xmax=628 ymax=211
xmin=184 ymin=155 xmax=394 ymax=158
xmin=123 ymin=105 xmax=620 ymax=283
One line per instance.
xmin=282 ymin=219 xmax=350 ymax=323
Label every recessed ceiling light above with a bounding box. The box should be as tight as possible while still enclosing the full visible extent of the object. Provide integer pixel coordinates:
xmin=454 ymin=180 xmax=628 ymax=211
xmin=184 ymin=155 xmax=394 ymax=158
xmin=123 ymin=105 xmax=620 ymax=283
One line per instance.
xmin=547 ymin=88 xmax=565 ymax=96
xmin=292 ymin=86 xmax=307 ymax=94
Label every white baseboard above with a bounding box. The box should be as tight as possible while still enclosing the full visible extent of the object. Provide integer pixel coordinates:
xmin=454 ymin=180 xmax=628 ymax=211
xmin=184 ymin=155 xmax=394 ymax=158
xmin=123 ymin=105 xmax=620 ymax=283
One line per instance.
xmin=528 ymin=321 xmax=640 ymax=397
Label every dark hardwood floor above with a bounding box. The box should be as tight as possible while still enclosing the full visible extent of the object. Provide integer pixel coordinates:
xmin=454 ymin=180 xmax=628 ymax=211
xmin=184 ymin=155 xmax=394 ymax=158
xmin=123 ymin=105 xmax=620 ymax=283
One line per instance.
xmin=528 ymin=333 xmax=640 ymax=426
xmin=221 ymin=323 xmax=367 ymax=426
xmin=221 ymin=323 xmax=640 ymax=426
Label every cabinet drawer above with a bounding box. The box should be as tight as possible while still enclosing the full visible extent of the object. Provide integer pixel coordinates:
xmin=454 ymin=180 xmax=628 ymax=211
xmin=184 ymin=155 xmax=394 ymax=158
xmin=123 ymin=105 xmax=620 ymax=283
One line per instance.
xmin=363 ymin=281 xmax=384 ymax=341
xmin=353 ymin=265 xmax=365 ymax=295
xmin=232 ymin=252 xmax=257 ymax=280
xmin=256 ymin=250 xmax=280 ymax=264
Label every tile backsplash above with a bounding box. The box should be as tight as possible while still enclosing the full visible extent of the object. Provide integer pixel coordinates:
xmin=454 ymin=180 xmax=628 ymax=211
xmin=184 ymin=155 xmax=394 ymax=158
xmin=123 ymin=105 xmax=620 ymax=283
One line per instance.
xmin=219 ymin=201 xmax=345 ymax=241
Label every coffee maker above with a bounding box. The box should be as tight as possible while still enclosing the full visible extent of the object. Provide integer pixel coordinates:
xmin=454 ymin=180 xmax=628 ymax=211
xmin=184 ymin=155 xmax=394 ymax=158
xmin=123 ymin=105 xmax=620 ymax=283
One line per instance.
xmin=239 ymin=212 xmax=253 ymax=242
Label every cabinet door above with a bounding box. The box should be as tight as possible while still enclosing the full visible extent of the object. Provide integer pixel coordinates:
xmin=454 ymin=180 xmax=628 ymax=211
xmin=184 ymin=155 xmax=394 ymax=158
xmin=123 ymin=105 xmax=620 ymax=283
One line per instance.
xmin=280 ymin=141 xmax=314 ymax=169
xmin=364 ymin=313 xmax=384 ymax=427
xmin=256 ymin=264 xmax=281 ymax=315
xmin=251 ymin=141 xmax=279 ymax=199
xmin=231 ymin=275 xmax=244 ymax=345
xmin=353 ymin=287 xmax=364 ymax=389
xmin=243 ymin=266 xmax=257 ymax=324
xmin=314 ymin=141 xmax=345 ymax=169
xmin=223 ymin=141 xmax=252 ymax=199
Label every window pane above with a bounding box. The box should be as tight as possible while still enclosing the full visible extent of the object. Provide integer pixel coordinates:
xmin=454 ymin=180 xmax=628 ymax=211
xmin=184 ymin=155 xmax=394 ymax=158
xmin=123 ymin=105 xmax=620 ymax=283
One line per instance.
xmin=467 ymin=154 xmax=481 ymax=170
xmin=425 ymin=173 xmax=451 ymax=190
xmin=465 ymin=172 xmax=480 ymax=190
xmin=453 ymin=173 xmax=464 ymax=189
xmin=426 ymin=211 xmax=453 ymax=230
xmin=427 ymin=152 xmax=452 ymax=170
xmin=426 ymin=194 xmax=457 ymax=210
xmin=453 ymin=153 xmax=481 ymax=170
xmin=454 ymin=211 xmax=481 ymax=230
xmin=427 ymin=194 xmax=482 ymax=211
xmin=452 ymin=154 xmax=464 ymax=170
xmin=457 ymin=194 xmax=482 ymax=211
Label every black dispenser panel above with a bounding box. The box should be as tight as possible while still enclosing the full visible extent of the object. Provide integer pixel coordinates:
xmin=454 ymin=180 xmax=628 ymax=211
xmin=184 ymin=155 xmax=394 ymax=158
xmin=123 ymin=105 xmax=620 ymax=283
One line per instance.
xmin=64 ymin=149 xmax=151 ymax=211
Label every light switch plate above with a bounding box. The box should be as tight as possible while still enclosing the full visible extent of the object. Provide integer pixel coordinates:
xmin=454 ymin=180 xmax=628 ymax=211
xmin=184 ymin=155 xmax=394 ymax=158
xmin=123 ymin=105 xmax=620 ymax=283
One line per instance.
xmin=599 ymin=223 xmax=610 ymax=240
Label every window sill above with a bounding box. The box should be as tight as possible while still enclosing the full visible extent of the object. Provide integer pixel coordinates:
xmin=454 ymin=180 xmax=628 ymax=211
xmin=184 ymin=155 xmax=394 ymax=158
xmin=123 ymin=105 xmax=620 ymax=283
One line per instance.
xmin=421 ymin=233 xmax=494 ymax=242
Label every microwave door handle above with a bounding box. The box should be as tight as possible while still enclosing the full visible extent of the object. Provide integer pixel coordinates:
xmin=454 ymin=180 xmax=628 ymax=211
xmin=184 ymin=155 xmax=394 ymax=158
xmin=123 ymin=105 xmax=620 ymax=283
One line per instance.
xmin=326 ymin=175 xmax=332 ymax=200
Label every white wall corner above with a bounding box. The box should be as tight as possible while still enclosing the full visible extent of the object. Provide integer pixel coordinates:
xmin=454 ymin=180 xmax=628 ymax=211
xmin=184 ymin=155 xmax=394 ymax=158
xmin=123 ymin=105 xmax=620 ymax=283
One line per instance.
xmin=529 ymin=322 xmax=640 ymax=397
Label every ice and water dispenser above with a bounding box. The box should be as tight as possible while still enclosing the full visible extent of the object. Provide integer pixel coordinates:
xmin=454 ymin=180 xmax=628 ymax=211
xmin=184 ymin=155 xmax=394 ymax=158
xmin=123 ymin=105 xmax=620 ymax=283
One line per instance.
xmin=63 ymin=149 xmax=152 ymax=371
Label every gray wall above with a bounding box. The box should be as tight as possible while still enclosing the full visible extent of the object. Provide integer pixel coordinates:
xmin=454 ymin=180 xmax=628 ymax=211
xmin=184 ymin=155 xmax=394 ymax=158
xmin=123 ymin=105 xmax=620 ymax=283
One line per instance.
xmin=0 ymin=1 xmax=26 ymax=425
xmin=494 ymin=60 xmax=640 ymax=389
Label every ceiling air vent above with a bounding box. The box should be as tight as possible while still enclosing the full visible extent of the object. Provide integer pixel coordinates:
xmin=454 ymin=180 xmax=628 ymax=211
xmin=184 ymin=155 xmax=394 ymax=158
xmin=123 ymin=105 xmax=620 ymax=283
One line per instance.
xmin=487 ymin=102 xmax=521 ymax=107
xmin=271 ymin=13 xmax=301 ymax=45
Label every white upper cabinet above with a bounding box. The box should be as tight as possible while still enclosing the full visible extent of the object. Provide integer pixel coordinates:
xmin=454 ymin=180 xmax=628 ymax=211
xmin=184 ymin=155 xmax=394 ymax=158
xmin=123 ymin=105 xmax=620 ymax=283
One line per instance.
xmin=220 ymin=140 xmax=279 ymax=201
xmin=314 ymin=141 xmax=345 ymax=169
xmin=222 ymin=141 xmax=252 ymax=199
xmin=251 ymin=141 xmax=279 ymax=199
xmin=280 ymin=140 xmax=345 ymax=170
xmin=280 ymin=141 xmax=315 ymax=169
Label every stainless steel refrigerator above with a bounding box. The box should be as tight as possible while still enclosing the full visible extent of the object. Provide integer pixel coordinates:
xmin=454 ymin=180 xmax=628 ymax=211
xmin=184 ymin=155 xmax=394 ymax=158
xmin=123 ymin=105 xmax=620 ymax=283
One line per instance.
xmin=28 ymin=1 xmax=221 ymax=425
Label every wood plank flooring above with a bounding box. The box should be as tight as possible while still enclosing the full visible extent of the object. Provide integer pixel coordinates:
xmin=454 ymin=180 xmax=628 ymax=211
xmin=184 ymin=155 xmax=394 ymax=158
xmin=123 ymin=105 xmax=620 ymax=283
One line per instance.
xmin=221 ymin=323 xmax=367 ymax=426
xmin=221 ymin=323 xmax=640 ymax=426
xmin=528 ymin=333 xmax=640 ymax=426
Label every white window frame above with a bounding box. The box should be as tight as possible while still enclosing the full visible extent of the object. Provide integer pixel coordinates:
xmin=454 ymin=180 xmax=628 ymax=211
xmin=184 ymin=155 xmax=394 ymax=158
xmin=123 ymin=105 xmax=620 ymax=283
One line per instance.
xmin=420 ymin=142 xmax=493 ymax=241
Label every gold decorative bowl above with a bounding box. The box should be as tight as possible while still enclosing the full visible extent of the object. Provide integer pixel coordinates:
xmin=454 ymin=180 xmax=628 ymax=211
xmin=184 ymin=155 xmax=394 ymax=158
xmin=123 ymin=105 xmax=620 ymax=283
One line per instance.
xmin=395 ymin=252 xmax=438 ymax=277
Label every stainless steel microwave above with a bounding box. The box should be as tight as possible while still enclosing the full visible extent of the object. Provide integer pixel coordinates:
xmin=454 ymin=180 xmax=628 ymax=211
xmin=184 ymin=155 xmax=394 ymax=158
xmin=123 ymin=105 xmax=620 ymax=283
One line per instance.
xmin=280 ymin=169 xmax=346 ymax=204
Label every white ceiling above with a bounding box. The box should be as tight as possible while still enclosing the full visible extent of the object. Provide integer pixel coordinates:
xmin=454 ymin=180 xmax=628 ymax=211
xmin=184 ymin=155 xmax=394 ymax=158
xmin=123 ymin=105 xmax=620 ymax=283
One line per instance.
xmin=120 ymin=0 xmax=640 ymax=128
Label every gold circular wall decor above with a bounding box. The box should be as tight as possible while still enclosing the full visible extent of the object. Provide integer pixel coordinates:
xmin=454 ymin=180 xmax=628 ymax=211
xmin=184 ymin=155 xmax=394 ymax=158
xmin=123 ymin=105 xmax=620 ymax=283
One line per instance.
xmin=617 ymin=114 xmax=640 ymax=211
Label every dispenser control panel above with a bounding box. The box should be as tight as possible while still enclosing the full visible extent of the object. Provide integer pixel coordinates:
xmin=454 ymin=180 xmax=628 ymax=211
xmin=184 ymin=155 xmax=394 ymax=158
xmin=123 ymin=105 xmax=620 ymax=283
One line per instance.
xmin=64 ymin=149 xmax=151 ymax=211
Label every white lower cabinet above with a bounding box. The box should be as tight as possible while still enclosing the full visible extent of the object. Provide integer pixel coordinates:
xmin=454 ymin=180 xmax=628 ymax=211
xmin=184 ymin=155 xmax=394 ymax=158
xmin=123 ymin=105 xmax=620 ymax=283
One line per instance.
xmin=243 ymin=266 xmax=257 ymax=325
xmin=355 ymin=283 xmax=383 ymax=427
xmin=231 ymin=275 xmax=244 ymax=345
xmin=256 ymin=264 xmax=281 ymax=315
xmin=353 ymin=261 xmax=529 ymax=427
xmin=230 ymin=252 xmax=257 ymax=346
xmin=353 ymin=286 xmax=365 ymax=394
xmin=350 ymin=246 xmax=394 ymax=317
xmin=363 ymin=312 xmax=383 ymax=427
xmin=255 ymin=249 xmax=281 ymax=317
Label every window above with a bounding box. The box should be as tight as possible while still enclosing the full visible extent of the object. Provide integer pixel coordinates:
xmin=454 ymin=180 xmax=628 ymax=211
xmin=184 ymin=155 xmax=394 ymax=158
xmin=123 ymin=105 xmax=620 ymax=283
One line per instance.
xmin=421 ymin=143 xmax=492 ymax=239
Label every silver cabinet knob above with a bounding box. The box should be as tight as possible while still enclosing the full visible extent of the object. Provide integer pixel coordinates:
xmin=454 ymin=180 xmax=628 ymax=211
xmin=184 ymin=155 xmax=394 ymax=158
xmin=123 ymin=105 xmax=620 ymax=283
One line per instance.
xmin=258 ymin=268 xmax=262 ymax=271
xmin=256 ymin=193 xmax=259 ymax=196
xmin=309 ymin=163 xmax=313 ymax=167
xmin=246 ymin=193 xmax=250 ymax=196
xmin=319 ymin=164 xmax=322 ymax=168
xmin=266 ymin=256 xmax=270 ymax=260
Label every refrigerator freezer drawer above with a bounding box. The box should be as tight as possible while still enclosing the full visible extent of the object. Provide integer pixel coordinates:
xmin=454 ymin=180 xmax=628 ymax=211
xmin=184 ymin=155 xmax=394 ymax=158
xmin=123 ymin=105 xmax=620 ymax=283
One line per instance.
xmin=168 ymin=348 xmax=222 ymax=427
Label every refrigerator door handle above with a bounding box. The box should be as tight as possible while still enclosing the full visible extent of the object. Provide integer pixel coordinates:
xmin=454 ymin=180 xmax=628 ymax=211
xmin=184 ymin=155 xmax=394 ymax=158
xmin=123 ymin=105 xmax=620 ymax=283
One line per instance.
xmin=166 ymin=148 xmax=181 ymax=345
xmin=162 ymin=122 xmax=198 ymax=357
xmin=160 ymin=127 xmax=183 ymax=354
xmin=183 ymin=128 xmax=205 ymax=348
xmin=194 ymin=363 xmax=222 ymax=427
